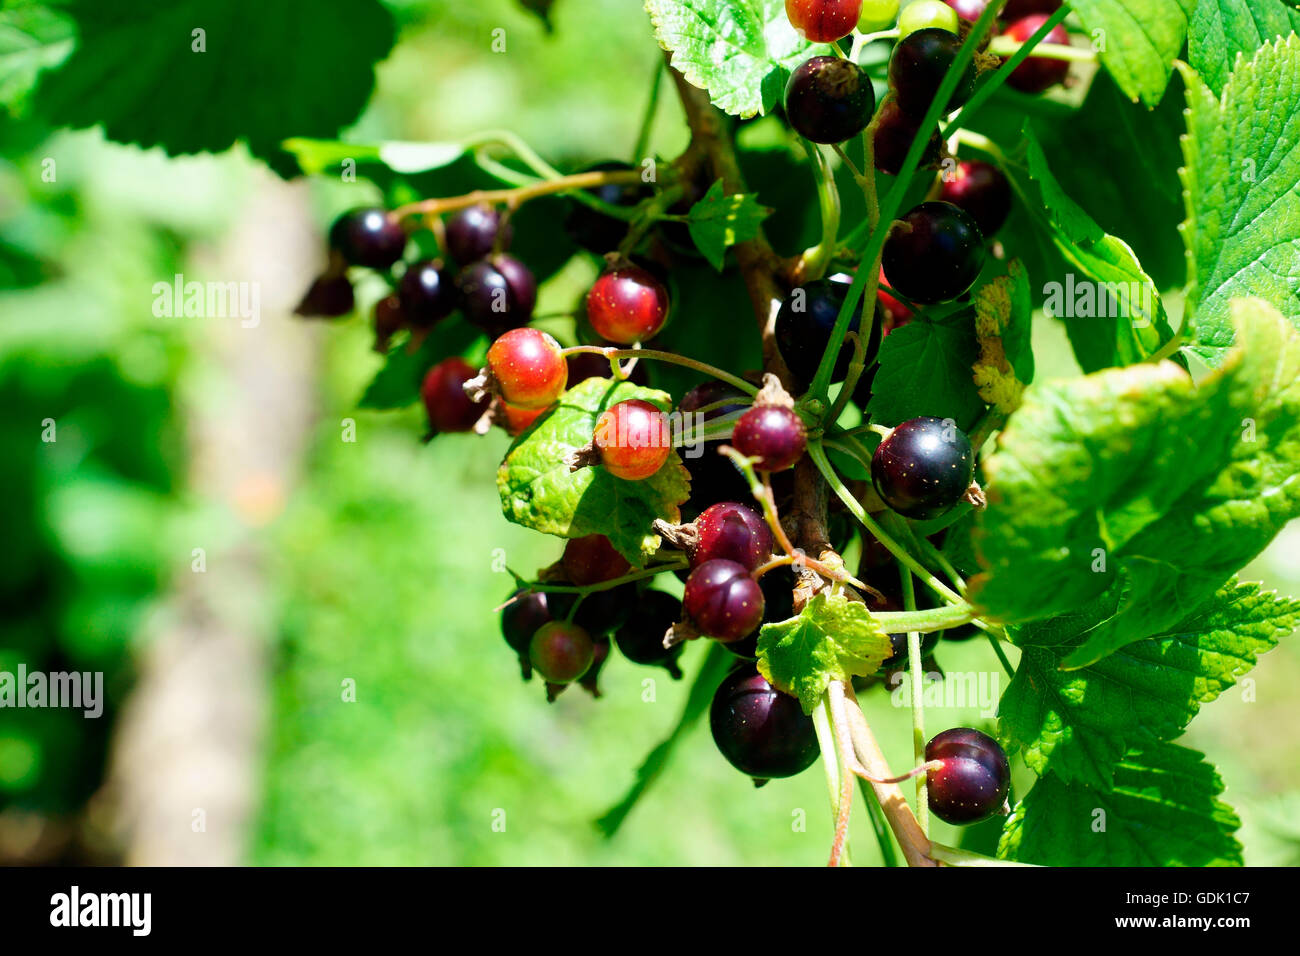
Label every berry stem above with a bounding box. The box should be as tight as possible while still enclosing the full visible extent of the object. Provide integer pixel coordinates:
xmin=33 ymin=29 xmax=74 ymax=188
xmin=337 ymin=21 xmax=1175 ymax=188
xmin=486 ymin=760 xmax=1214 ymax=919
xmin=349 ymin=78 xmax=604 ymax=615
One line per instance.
xmin=392 ymin=168 xmax=651 ymax=222
xmin=985 ymin=38 xmax=1096 ymax=62
xmin=561 ymin=346 xmax=759 ymax=396
xmin=900 ymin=565 xmax=930 ymax=837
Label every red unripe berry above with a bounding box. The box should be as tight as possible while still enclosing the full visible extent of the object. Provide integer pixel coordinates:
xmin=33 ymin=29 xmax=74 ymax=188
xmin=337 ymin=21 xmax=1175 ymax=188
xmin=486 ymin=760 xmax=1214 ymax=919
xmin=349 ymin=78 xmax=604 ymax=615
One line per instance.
xmin=684 ymin=559 xmax=765 ymax=641
xmin=486 ymin=327 xmax=568 ymax=409
xmin=732 ymin=405 xmax=807 ymax=472
xmin=786 ymin=0 xmax=863 ymax=43
xmin=1002 ymin=15 xmax=1071 ymax=93
xmin=421 ymin=357 xmax=488 ymax=434
xmin=877 ymin=266 xmax=913 ymax=332
xmin=692 ymin=502 xmax=774 ymax=571
xmin=585 ymin=266 xmax=670 ymax=345
xmin=529 ymin=621 xmax=595 ymax=684
xmin=594 ymin=399 xmax=672 ymax=481
xmin=563 ymin=534 xmax=631 ymax=586
xmin=498 ymin=401 xmax=545 ymax=436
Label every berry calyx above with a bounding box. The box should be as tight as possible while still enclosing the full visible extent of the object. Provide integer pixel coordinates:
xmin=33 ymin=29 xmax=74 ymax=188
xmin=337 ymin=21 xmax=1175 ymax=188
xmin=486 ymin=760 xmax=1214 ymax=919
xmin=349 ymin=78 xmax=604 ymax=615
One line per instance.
xmin=775 ymin=275 xmax=866 ymax=384
xmin=562 ymin=534 xmax=632 ymax=587
xmin=328 ymin=207 xmax=407 ymax=269
xmin=684 ymin=559 xmax=765 ymax=641
xmin=939 ymin=159 xmax=1012 ymax=237
xmin=871 ymin=99 xmax=943 ymax=177
xmin=445 ymin=203 xmax=512 ymax=264
xmin=485 ymin=327 xmax=568 ymax=409
xmin=458 ymin=255 xmax=537 ymax=333
xmin=784 ymin=56 xmax=877 ymax=145
xmin=613 ymin=590 xmax=686 ymax=678
xmin=882 ymin=201 xmax=986 ymax=304
xmin=421 ymin=357 xmax=488 ymax=434
xmin=585 ymin=265 xmax=670 ymax=344
xmin=732 ymin=405 xmax=807 ymax=473
xmin=593 ymin=399 xmax=672 ymax=481
xmin=398 ymin=258 xmax=457 ymax=328
xmin=1002 ymin=15 xmax=1071 ymax=93
xmin=691 ymin=502 xmax=774 ymax=571
xmin=898 ymin=0 xmax=958 ymax=38
xmin=858 ymin=0 xmax=901 ymax=32
xmin=871 ymin=415 xmax=975 ymax=519
xmin=710 ymin=667 xmax=819 ymax=779
xmin=529 ymin=620 xmax=595 ymax=684
xmin=785 ymin=0 xmax=863 ymax=43
xmin=925 ymin=727 xmax=1011 ymax=824
xmin=888 ymin=28 xmax=977 ymax=119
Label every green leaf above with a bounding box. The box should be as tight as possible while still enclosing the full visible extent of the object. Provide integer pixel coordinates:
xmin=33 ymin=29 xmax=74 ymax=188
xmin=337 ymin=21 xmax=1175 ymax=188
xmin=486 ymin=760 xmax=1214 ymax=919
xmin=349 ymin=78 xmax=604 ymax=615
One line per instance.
xmin=1180 ymin=35 xmax=1300 ymax=366
xmin=643 ymin=0 xmax=827 ymax=117
xmin=865 ymin=311 xmax=986 ymax=432
xmin=1066 ymin=0 xmax=1195 ymax=107
xmin=282 ymin=139 xmax=466 ymax=177
xmin=1188 ymin=0 xmax=1300 ymax=96
xmin=497 ymin=376 xmax=690 ymax=564
xmin=686 ymin=179 xmax=773 ymax=271
xmin=358 ymin=323 xmax=482 ymax=411
xmin=970 ymin=298 xmax=1300 ymax=667
xmin=756 ymin=592 xmax=893 ymax=714
xmin=1022 ymin=129 xmax=1173 ymax=371
xmin=999 ymin=580 xmax=1300 ymax=788
xmin=34 ymin=0 xmax=395 ymax=170
xmin=998 ymin=743 xmax=1243 ymax=866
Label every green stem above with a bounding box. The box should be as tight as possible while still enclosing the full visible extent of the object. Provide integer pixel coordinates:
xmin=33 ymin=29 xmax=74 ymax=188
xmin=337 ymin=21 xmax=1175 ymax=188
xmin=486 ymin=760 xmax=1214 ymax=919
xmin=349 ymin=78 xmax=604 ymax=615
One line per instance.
xmin=813 ymin=695 xmax=852 ymax=867
xmin=632 ymin=60 xmax=664 ymax=161
xmin=985 ymin=38 xmax=1096 ymax=62
xmin=800 ymin=142 xmax=841 ymax=281
xmin=987 ymin=633 xmax=1015 ymax=679
xmin=901 ymin=565 xmax=929 ymax=837
xmin=561 ymin=346 xmax=758 ymax=396
xmin=873 ymin=603 xmax=975 ymax=633
xmin=858 ymin=778 xmax=900 ymax=867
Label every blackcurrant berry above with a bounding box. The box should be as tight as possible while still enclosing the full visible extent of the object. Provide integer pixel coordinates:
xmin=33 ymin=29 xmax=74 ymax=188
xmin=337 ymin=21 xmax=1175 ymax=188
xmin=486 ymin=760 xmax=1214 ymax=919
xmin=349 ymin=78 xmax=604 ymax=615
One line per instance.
xmin=732 ymin=405 xmax=807 ymax=473
xmin=925 ymin=727 xmax=1011 ymax=824
xmin=1003 ymin=0 xmax=1061 ymax=18
xmin=613 ymin=590 xmax=686 ymax=678
xmin=691 ymin=502 xmax=774 ymax=571
xmin=445 ymin=203 xmax=512 ymax=264
xmin=724 ymin=565 xmax=797 ymax=659
xmin=593 ymin=399 xmax=672 ymax=481
xmin=942 ymin=0 xmax=990 ymax=22
xmin=684 ymin=559 xmax=765 ymax=641
xmin=871 ymin=416 xmax=975 ymax=519
xmin=458 ymin=255 xmax=537 ymax=333
xmin=562 ymin=534 xmax=632 ymax=587
xmin=939 ymin=159 xmax=1011 ymax=238
xmin=529 ymin=620 xmax=595 ymax=684
xmin=572 ymin=582 xmax=638 ymax=636
xmin=486 ymin=327 xmax=568 ymax=409
xmin=564 ymin=161 xmax=654 ymax=254
xmin=399 ymin=258 xmax=457 ymax=328
xmin=785 ymin=0 xmax=862 ymax=43
xmin=328 ymin=207 xmax=407 ymax=270
xmin=373 ymin=294 xmax=406 ymax=351
xmin=1002 ymin=15 xmax=1071 ymax=93
xmin=710 ymin=667 xmax=819 ymax=779
xmin=775 ymin=276 xmax=865 ymax=384
xmin=888 ymin=28 xmax=977 ymax=119
xmin=898 ymin=0 xmax=958 ymax=37
xmin=585 ymin=266 xmax=670 ymax=345
xmin=784 ymin=56 xmax=876 ymax=145
xmin=294 ymin=272 xmax=355 ymax=317
xmin=501 ymin=588 xmax=572 ymax=679
xmin=871 ymin=99 xmax=942 ymax=177
xmin=577 ymin=636 xmax=611 ymax=697
xmin=882 ymin=201 xmax=985 ymax=304
xmin=421 ymin=357 xmax=488 ymax=434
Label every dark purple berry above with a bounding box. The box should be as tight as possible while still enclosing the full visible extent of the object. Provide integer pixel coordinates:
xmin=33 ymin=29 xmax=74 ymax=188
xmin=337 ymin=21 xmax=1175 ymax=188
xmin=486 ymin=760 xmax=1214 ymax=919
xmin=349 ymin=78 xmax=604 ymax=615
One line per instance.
xmin=328 ymin=207 xmax=407 ymax=269
xmin=399 ymin=259 xmax=457 ymax=328
xmin=613 ymin=590 xmax=685 ymax=678
xmin=882 ymin=201 xmax=985 ymax=304
xmin=925 ymin=727 xmax=1011 ymax=824
xmin=888 ymin=29 xmax=977 ymax=119
xmin=692 ymin=502 xmax=774 ymax=571
xmin=294 ymin=272 xmax=355 ymax=317
xmin=373 ymin=294 xmax=406 ymax=350
xmin=784 ymin=56 xmax=876 ymax=144
xmin=458 ymin=255 xmax=537 ymax=333
xmin=710 ymin=667 xmax=819 ymax=779
xmin=421 ymin=357 xmax=488 ymax=434
xmin=775 ymin=275 xmax=869 ymax=385
xmin=445 ymin=203 xmax=512 ymax=264
xmin=872 ymin=99 xmax=943 ymax=177
xmin=578 ymin=636 xmax=611 ymax=698
xmin=501 ymin=589 xmax=572 ymax=680
xmin=684 ymin=559 xmax=765 ymax=642
xmin=732 ymin=405 xmax=807 ymax=473
xmin=871 ymin=416 xmax=975 ymax=520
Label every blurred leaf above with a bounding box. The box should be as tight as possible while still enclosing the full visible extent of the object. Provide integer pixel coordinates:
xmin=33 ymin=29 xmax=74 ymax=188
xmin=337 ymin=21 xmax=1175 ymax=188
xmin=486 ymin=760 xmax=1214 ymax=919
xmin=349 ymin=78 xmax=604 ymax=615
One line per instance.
xmin=283 ymin=138 xmax=466 ymax=177
xmin=1188 ymin=0 xmax=1300 ymax=96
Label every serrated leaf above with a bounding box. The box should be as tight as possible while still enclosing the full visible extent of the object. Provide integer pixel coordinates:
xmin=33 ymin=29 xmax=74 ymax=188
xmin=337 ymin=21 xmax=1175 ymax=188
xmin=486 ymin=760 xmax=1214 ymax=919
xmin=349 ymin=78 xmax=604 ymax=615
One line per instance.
xmin=865 ymin=311 xmax=986 ymax=431
xmin=970 ymin=298 xmax=1300 ymax=667
xmin=998 ymin=743 xmax=1243 ymax=866
xmin=686 ymin=179 xmax=772 ymax=271
xmin=283 ymin=138 xmax=466 ymax=177
xmin=1180 ymin=35 xmax=1300 ymax=366
xmin=1188 ymin=0 xmax=1300 ymax=97
xmin=643 ymin=0 xmax=827 ymax=117
xmin=1066 ymin=0 xmax=1195 ymax=107
xmin=34 ymin=0 xmax=394 ymax=170
xmin=971 ymin=261 xmax=1034 ymax=413
xmin=999 ymin=579 xmax=1300 ymax=788
xmin=756 ymin=592 xmax=893 ymax=713
xmin=497 ymin=376 xmax=690 ymax=564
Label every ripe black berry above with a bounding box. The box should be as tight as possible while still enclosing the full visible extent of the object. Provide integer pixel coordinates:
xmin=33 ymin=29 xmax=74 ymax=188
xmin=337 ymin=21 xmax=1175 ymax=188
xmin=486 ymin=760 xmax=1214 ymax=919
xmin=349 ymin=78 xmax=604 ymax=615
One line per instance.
xmin=564 ymin=161 xmax=653 ymax=254
xmin=939 ymin=160 xmax=1011 ymax=237
xmin=888 ymin=29 xmax=977 ymax=119
xmin=399 ymin=259 xmax=457 ymax=328
xmin=882 ymin=201 xmax=985 ymax=304
xmin=925 ymin=727 xmax=1011 ymax=824
xmin=710 ymin=667 xmax=819 ymax=779
xmin=871 ymin=99 xmax=942 ymax=177
xmin=871 ymin=416 xmax=975 ymax=520
xmin=294 ymin=272 xmax=355 ymax=318
xmin=572 ymin=582 xmax=637 ymax=637
xmin=372 ymin=294 xmax=406 ymax=351
xmin=421 ymin=357 xmax=488 ymax=434
xmin=722 ymin=565 xmax=798 ymax=659
xmin=784 ymin=56 xmax=876 ymax=145
xmin=684 ymin=559 xmax=765 ymax=642
xmin=732 ymin=405 xmax=807 ymax=473
xmin=530 ymin=620 xmax=595 ymax=684
xmin=613 ymin=590 xmax=685 ymax=678
xmin=445 ymin=203 xmax=512 ymax=264
xmin=458 ymin=255 xmax=537 ymax=333
xmin=328 ymin=207 xmax=407 ymax=269
xmin=775 ymin=276 xmax=866 ymax=384
xmin=691 ymin=502 xmax=774 ymax=572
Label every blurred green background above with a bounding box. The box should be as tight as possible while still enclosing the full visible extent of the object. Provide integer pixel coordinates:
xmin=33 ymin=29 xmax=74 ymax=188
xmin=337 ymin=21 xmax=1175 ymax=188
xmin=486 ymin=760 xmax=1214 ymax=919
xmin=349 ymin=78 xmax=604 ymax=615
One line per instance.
xmin=1 ymin=0 xmax=1298 ymax=866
